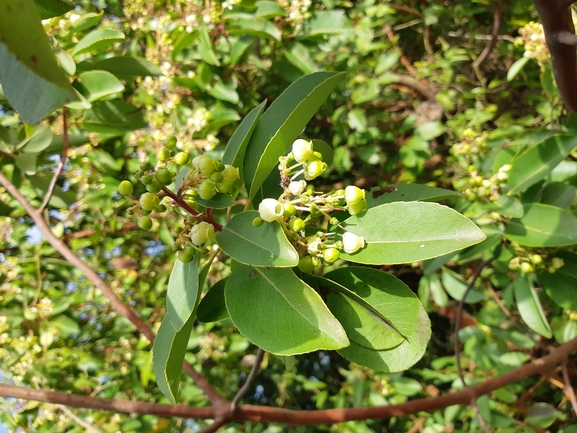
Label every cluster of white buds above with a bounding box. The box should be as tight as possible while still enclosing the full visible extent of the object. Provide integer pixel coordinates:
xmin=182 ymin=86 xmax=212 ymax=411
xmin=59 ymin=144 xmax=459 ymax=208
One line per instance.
xmin=463 ymin=164 xmax=511 ymax=203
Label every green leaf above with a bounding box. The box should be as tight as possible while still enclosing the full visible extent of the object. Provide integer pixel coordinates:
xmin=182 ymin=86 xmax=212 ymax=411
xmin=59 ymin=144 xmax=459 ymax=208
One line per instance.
xmin=506 ymin=56 xmax=529 ymax=81
xmin=536 ymin=272 xmax=577 ymax=310
xmin=341 ymin=202 xmax=486 ymax=265
xmin=514 ymin=274 xmax=552 ymax=338
xmin=74 ymin=70 xmax=124 ymax=102
xmin=540 ymin=182 xmax=576 ymax=208
xmin=197 ymin=26 xmax=220 ymax=66
xmin=18 ymin=124 xmax=53 ymax=153
xmin=92 ymin=57 xmax=162 ymax=77
xmin=227 ymin=17 xmax=282 ymax=41
xmin=195 ymin=193 xmax=236 ymax=209
xmin=51 ymin=314 xmax=80 ymax=338
xmin=72 ymin=29 xmax=125 ymax=56
xmin=301 ymin=11 xmax=353 ymax=36
xmin=485 ymin=194 xmax=524 ymax=218
xmin=71 ymin=11 xmax=103 ymax=32
xmin=152 ymin=312 xmax=195 ymax=405
xmin=367 ymin=183 xmax=460 ymax=207
xmin=225 ymin=265 xmax=349 ymax=355
xmin=441 ymin=268 xmax=486 ymax=303
xmin=415 ymin=121 xmax=446 ymax=141
xmin=284 ymin=43 xmax=318 ymax=75
xmin=56 ymin=49 xmax=76 ymax=75
xmin=508 ymin=135 xmax=577 ymax=195
xmin=44 ymin=134 xmax=90 ymax=154
xmin=83 ymin=100 xmax=146 ymax=134
xmin=229 ymin=36 xmax=253 ymax=67
xmin=526 ymin=403 xmax=560 ymax=428
xmin=504 ymin=203 xmax=577 ymax=247
xmin=551 ymin=316 xmax=577 ymax=344
xmin=243 ymin=72 xmax=345 ymax=199
xmin=207 ymin=106 xmax=240 ymax=130
xmin=29 ymin=174 xmax=75 ymax=208
xmin=15 ymin=153 xmax=38 ymax=175
xmin=0 ymin=0 xmax=78 ymax=124
xmin=208 ymin=81 xmax=239 ymax=104
xmin=255 ymin=1 xmax=286 ymax=18
xmin=217 ymin=211 xmax=299 ymax=267
xmin=197 ymin=278 xmax=229 ymax=323
xmin=166 ymin=258 xmax=199 ymax=332
xmin=34 ymin=0 xmax=73 ymax=19
xmin=324 ymin=267 xmax=431 ymax=373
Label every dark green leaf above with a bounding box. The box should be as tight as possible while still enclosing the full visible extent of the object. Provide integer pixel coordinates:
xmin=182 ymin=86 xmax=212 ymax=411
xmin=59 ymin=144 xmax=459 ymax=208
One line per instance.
xmin=195 ymin=193 xmax=236 ymax=209
xmin=34 ymin=0 xmax=73 ymax=19
xmin=526 ymin=403 xmax=560 ymax=428
xmin=29 ymin=174 xmax=75 ymax=208
xmin=208 ymin=81 xmax=238 ymax=104
xmin=537 ymin=272 xmax=577 ymax=310
xmin=74 ymin=70 xmax=124 ymax=102
xmin=197 ymin=278 xmax=228 ymax=323
xmin=18 ymin=124 xmax=53 ymax=153
xmin=441 ymin=268 xmax=485 ymax=303
xmin=83 ymin=100 xmax=146 ymax=134
xmin=227 ymin=17 xmax=282 ymax=41
xmin=15 ymin=153 xmax=38 ymax=175
xmin=92 ymin=57 xmax=162 ymax=77
xmin=540 ymin=182 xmax=576 ymax=208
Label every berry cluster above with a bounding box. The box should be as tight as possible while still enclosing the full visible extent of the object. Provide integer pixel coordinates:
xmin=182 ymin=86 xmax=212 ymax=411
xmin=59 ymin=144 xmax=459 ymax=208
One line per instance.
xmin=508 ymin=251 xmax=564 ymax=275
xmin=463 ymin=164 xmax=511 ymax=202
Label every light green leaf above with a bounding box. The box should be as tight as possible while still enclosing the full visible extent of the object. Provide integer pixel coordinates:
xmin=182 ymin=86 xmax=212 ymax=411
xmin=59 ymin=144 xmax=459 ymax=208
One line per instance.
xmin=227 ymin=17 xmax=282 ymax=41
xmin=74 ymin=70 xmax=124 ymax=102
xmin=514 ymin=273 xmax=552 ymax=338
xmin=56 ymin=49 xmax=76 ymax=75
xmin=166 ymin=258 xmax=199 ymax=332
xmin=34 ymin=0 xmax=73 ymax=19
xmin=341 ymin=202 xmax=486 ymax=265
xmin=375 ymin=52 xmax=401 ymax=75
xmin=415 ymin=121 xmax=446 ymax=141
xmin=504 ymin=203 xmax=577 ymax=247
xmin=229 ymin=36 xmax=253 ymax=66
xmin=18 ymin=124 xmax=53 ymax=153
xmin=551 ymin=317 xmax=577 ymax=344
xmin=51 ymin=314 xmax=80 ymax=338
xmin=207 ymin=106 xmax=240 ymax=130
xmin=208 ymin=81 xmax=239 ymax=104
xmin=0 ymin=0 xmax=78 ymax=124
xmin=152 ymin=312 xmax=195 ymax=405
xmin=29 ymin=174 xmax=75 ymax=208
xmin=225 ymin=265 xmax=349 ymax=355
xmin=506 ymin=56 xmax=530 ymax=81
xmin=367 ymin=183 xmax=460 ymax=207
xmin=243 ymin=72 xmax=345 ymax=199
xmin=536 ymin=272 xmax=577 ymax=311
xmin=284 ymin=43 xmax=318 ymax=75
xmin=255 ymin=1 xmax=286 ymax=18
xmin=325 ymin=267 xmax=431 ymax=373
xmin=72 ymin=29 xmax=125 ymax=56
xmin=92 ymin=57 xmax=162 ymax=77
xmin=83 ymin=100 xmax=146 ymax=134
xmin=71 ymin=11 xmax=103 ymax=32
xmin=301 ymin=11 xmax=353 ymax=36
xmin=527 ymin=403 xmax=560 ymax=428
xmin=441 ymin=268 xmax=485 ymax=303
xmin=197 ymin=278 xmax=229 ymax=323
xmin=217 ymin=211 xmax=298 ymax=267
xmin=508 ymin=135 xmax=577 ymax=195
xmin=198 ymin=26 xmax=220 ymax=66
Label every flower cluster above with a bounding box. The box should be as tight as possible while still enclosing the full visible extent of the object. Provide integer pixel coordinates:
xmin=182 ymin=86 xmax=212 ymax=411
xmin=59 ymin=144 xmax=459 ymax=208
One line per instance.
xmin=462 ymin=164 xmax=511 ymax=203
xmin=516 ymin=21 xmax=549 ymax=64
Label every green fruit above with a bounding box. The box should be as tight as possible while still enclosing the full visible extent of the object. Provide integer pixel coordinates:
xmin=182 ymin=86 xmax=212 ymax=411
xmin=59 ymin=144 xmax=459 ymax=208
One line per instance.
xmin=138 ymin=216 xmax=153 ymax=230
xmin=178 ymin=251 xmax=194 ymax=262
xmin=174 ymin=152 xmax=189 ymax=165
xmin=166 ymin=136 xmax=177 ymax=149
xmin=155 ymin=167 xmax=173 ymax=185
xmin=297 ymin=256 xmax=315 ymax=274
xmin=158 ymin=148 xmax=171 ymax=163
xmin=198 ymin=181 xmax=216 ymax=200
xmin=141 ymin=161 xmax=153 ymax=171
xmin=289 ymin=217 xmax=305 ymax=232
xmin=141 ymin=175 xmax=153 ymax=185
xmin=283 ymin=204 xmax=296 ymax=218
xmin=520 ymin=262 xmax=534 ymax=274
xmin=118 ymin=180 xmax=133 ymax=196
xmin=210 ymin=172 xmax=224 ymax=183
xmin=323 ymin=248 xmax=340 ymax=264
xmin=146 ymin=179 xmax=162 ymax=193
xmin=140 ymin=193 xmax=160 ymax=211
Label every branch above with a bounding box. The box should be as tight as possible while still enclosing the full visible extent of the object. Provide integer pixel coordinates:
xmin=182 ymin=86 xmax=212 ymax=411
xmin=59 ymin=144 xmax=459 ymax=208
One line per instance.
xmin=472 ymin=0 xmax=501 ymax=69
xmin=230 ymin=348 xmax=265 ymax=411
xmin=1 ymin=336 xmax=576 ymax=426
xmin=387 ymin=74 xmax=436 ymax=102
xmin=0 ymin=171 xmax=225 ymax=406
xmin=562 ymin=360 xmax=577 ymax=415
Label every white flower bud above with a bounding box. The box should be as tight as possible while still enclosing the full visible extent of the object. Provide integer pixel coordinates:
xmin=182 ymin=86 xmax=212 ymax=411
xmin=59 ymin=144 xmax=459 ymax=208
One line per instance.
xmin=288 ymin=180 xmax=307 ymax=195
xmin=342 ymin=232 xmax=365 ymax=254
xmin=190 ymin=221 xmax=214 ymax=246
xmin=258 ymin=198 xmax=284 ymax=222
xmin=344 ymin=185 xmax=366 ymax=205
xmin=304 ymin=160 xmax=327 ymax=180
xmin=306 ymin=236 xmax=322 ymax=254
xmin=292 ymin=139 xmax=314 ymax=163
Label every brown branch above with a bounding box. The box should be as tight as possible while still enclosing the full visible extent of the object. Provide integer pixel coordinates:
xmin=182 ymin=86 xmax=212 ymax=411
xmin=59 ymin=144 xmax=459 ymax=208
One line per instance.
xmin=1 ymin=336 xmax=576 ymax=426
xmin=562 ymin=360 xmax=577 ymax=415
xmin=0 ymin=171 xmax=225 ymax=406
xmin=57 ymin=404 xmax=102 ymax=433
xmin=387 ymin=74 xmax=436 ymax=102
xmin=533 ymin=0 xmax=577 ymax=113
xmin=230 ymin=348 xmax=265 ymax=411
xmin=385 ymin=27 xmax=419 ymax=78
xmin=161 ymin=186 xmax=223 ymax=231
xmin=39 ymin=107 xmax=69 ymax=213
xmin=472 ymin=0 xmax=502 ymax=69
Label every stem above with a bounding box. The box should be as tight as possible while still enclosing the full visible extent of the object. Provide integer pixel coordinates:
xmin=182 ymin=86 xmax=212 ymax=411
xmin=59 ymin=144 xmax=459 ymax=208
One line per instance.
xmin=161 ymin=186 xmax=223 ymax=231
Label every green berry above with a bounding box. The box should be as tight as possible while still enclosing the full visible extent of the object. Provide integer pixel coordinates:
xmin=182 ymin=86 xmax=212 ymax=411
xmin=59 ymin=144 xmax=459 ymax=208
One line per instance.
xmin=530 ymin=254 xmax=543 ymax=265
xmin=158 ymin=148 xmax=171 ymax=163
xmin=283 ymin=204 xmax=296 ymax=218
xmin=210 ymin=172 xmax=224 ymax=183
xmin=348 ymin=199 xmax=368 ymax=216
xmin=141 ymin=161 xmax=153 ymax=171
xmin=252 ymin=217 xmax=263 ymax=227
xmin=289 ymin=217 xmax=305 ymax=232
xmin=146 ymin=179 xmax=162 ymax=193
xmin=141 ymin=175 xmax=153 ymax=185
xmin=297 ymin=256 xmax=315 ymax=274
xmin=140 ymin=192 xmax=160 ymax=211
xmin=323 ymin=248 xmax=340 ymax=264
xmin=165 ymin=136 xmax=177 ymax=150
xmin=174 ymin=152 xmax=190 ymax=165
xmin=178 ymin=251 xmax=194 ymax=262
xmin=118 ymin=180 xmax=133 ymax=196
xmin=520 ymin=262 xmax=534 ymax=274
xmin=198 ymin=181 xmax=217 ymax=200
xmin=138 ymin=216 xmax=153 ymax=230
xmin=155 ymin=167 xmax=173 ymax=185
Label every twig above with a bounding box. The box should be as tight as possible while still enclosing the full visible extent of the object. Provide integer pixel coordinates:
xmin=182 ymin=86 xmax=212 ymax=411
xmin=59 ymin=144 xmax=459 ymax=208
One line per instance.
xmin=57 ymin=404 xmax=102 ymax=433
xmin=454 ymin=258 xmax=494 ymax=433
xmin=230 ymin=348 xmax=265 ymax=412
xmin=472 ymin=0 xmax=502 ymax=69
xmin=387 ymin=74 xmax=436 ymax=102
xmin=161 ymin=186 xmax=223 ymax=231
xmin=385 ymin=27 xmax=419 ymax=78
xmin=0 ymin=336 xmax=576 ymax=424
xmin=0 ymin=171 xmax=225 ymax=406
xmin=39 ymin=107 xmax=69 ymax=214
xmin=562 ymin=360 xmax=577 ymax=415
xmin=197 ymin=417 xmax=228 ymax=433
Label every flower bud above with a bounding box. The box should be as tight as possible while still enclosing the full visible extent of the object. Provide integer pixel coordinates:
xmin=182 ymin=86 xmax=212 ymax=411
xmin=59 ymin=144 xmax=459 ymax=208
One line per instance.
xmin=344 ymin=185 xmax=365 ymax=205
xmin=258 ymin=198 xmax=284 ymax=222
xmin=140 ymin=192 xmax=160 ymax=211
xmin=252 ymin=217 xmax=263 ymax=227
xmin=342 ymin=232 xmax=365 ymax=254
xmin=348 ymin=199 xmax=368 ymax=216
xmin=289 ymin=217 xmax=305 ymax=232
xmin=198 ymin=181 xmax=217 ymax=200
xmin=288 ymin=180 xmax=307 ymax=195
xmin=118 ymin=180 xmax=133 ymax=196
xmin=157 ymin=148 xmax=171 ymax=163
xmin=198 ymin=157 xmax=217 ymax=176
xmin=323 ymin=248 xmax=340 ymax=264
xmin=552 ymin=257 xmax=565 ymax=269
xmin=304 ymin=160 xmax=327 ymax=180
xmin=298 ymin=256 xmax=315 ymax=274
xmin=283 ymin=204 xmax=296 ymax=218
xmin=292 ymin=139 xmax=313 ymax=163
xmin=190 ymin=221 xmax=214 ymax=246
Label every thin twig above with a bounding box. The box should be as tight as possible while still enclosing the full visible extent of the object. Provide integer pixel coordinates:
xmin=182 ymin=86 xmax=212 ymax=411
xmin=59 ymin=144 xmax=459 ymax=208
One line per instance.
xmin=562 ymin=360 xmax=577 ymax=415
xmin=0 ymin=171 xmax=225 ymax=406
xmin=454 ymin=258 xmax=494 ymax=433
xmin=57 ymin=404 xmax=102 ymax=433
xmin=197 ymin=417 xmax=228 ymax=433
xmin=230 ymin=348 xmax=265 ymax=412
xmin=39 ymin=107 xmax=69 ymax=213
xmin=472 ymin=0 xmax=502 ymax=69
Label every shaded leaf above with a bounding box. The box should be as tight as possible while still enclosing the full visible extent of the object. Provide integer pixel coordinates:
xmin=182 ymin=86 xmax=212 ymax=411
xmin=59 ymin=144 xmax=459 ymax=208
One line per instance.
xmin=92 ymin=57 xmax=162 ymax=77
xmin=83 ymin=100 xmax=146 ymax=134
xmin=29 ymin=174 xmax=75 ymax=208
xmin=18 ymin=124 xmax=53 ymax=153
xmin=34 ymin=0 xmax=73 ymax=19
xmin=514 ymin=273 xmax=552 ymax=338
xmin=536 ymin=272 xmax=577 ymax=311
xmin=166 ymin=258 xmax=199 ymax=332
xmin=195 ymin=193 xmax=236 ymax=209
xmin=368 ymin=183 xmax=460 ymax=207
xmin=74 ymin=70 xmax=124 ymax=102
xmin=301 ymin=11 xmax=353 ymax=36
xmin=441 ymin=268 xmax=485 ymax=303
xmin=197 ymin=278 xmax=228 ymax=323
xmin=227 ymin=17 xmax=282 ymax=41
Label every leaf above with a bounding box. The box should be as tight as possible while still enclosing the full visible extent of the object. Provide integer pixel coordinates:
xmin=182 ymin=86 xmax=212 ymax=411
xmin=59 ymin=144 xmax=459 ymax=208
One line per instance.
xmin=506 ymin=56 xmax=529 ymax=81
xmin=243 ymin=72 xmax=345 ymax=199
xmin=551 ymin=317 xmax=577 ymax=344
xmin=166 ymin=258 xmax=199 ymax=332
xmin=51 ymin=314 xmax=80 ymax=338
xmin=18 ymin=124 xmax=53 ymax=153
xmin=367 ymin=184 xmax=460 ymax=207
xmin=72 ymin=29 xmax=125 ymax=56
xmin=485 ymin=194 xmax=524 ymax=218
xmin=34 ymin=0 xmax=73 ymax=19
xmin=15 ymin=153 xmax=38 ymax=175
xmin=229 ymin=36 xmax=253 ymax=67
xmin=0 ymin=0 xmax=78 ymax=124
xmin=208 ymin=81 xmax=239 ymax=104
xmin=255 ymin=1 xmax=286 ymax=18
xmin=207 ymin=106 xmax=240 ymax=130
xmin=71 ymin=11 xmax=103 ymax=32
xmin=301 ymin=11 xmax=353 ymax=36
xmin=74 ymin=70 xmax=124 ymax=102
xmin=284 ymin=43 xmax=318 ymax=75
xmin=536 ymin=272 xmax=577 ymax=310
xmin=92 ymin=57 xmax=162 ymax=77
xmin=225 ymin=265 xmax=349 ymax=355
xmin=341 ymin=202 xmax=486 ymax=265
xmin=217 ymin=211 xmax=299 ymax=267
xmin=504 ymin=203 xmax=577 ymax=247
xmin=152 ymin=312 xmax=195 ymax=405
xmin=324 ymin=267 xmax=431 ymax=373
xmin=441 ymin=268 xmax=485 ymax=303
xmin=83 ymin=100 xmax=146 ymax=134
xmin=540 ymin=182 xmax=576 ymax=208
xmin=415 ymin=121 xmax=446 ymax=141
xmin=227 ymin=17 xmax=282 ymax=41
xmin=508 ymin=135 xmax=577 ymax=195
xmin=526 ymin=403 xmax=560 ymax=428
xmin=29 ymin=174 xmax=75 ymax=208
xmin=514 ymin=274 xmax=552 ymax=338
xmin=197 ymin=278 xmax=229 ymax=323
xmin=195 ymin=193 xmax=236 ymax=209
xmin=56 ymin=49 xmax=76 ymax=75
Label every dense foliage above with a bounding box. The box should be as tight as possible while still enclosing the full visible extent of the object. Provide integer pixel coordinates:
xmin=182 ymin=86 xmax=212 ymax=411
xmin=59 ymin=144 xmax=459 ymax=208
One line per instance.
xmin=1 ymin=0 xmax=577 ymax=432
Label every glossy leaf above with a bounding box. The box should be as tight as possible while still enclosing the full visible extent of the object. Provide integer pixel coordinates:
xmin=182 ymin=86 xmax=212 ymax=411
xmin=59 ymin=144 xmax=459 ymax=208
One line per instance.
xmin=514 ymin=274 xmax=552 ymax=338
xmin=504 ymin=203 xmax=577 ymax=247
xmin=441 ymin=268 xmax=486 ymax=303
xmin=197 ymin=278 xmax=228 ymax=323
xmin=325 ymin=267 xmax=431 ymax=372
xmin=341 ymin=202 xmax=486 ymax=265
xmin=367 ymin=183 xmax=460 ymax=207
xmin=486 ymin=194 xmax=524 ymax=218
xmin=225 ymin=265 xmax=349 ymax=355
xmin=0 ymin=0 xmax=78 ymax=124
xmin=72 ymin=29 xmax=125 ymax=56
xmin=243 ymin=71 xmax=345 ymax=199
xmin=74 ymin=70 xmax=124 ymax=102
xmin=195 ymin=193 xmax=236 ymax=209
xmin=217 ymin=211 xmax=299 ymax=267
xmin=166 ymin=258 xmax=199 ymax=332
xmin=83 ymin=100 xmax=146 ymax=134
xmin=508 ymin=135 xmax=577 ymax=195
xmin=92 ymin=57 xmax=162 ymax=77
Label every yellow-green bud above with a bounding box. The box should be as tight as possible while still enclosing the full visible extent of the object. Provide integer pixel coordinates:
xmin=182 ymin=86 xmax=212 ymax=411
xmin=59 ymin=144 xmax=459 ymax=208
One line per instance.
xmin=198 ymin=181 xmax=217 ymax=200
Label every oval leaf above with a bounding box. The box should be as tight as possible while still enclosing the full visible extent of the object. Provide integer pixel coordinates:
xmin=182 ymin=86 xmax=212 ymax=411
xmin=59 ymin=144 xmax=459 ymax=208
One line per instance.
xmin=72 ymin=29 xmax=125 ymax=56
xmin=74 ymin=70 xmax=124 ymax=102
xmin=225 ymin=265 xmax=349 ymax=355
xmin=441 ymin=268 xmax=486 ymax=304
xmin=197 ymin=278 xmax=229 ymax=323
xmin=92 ymin=56 xmax=162 ymax=77
xmin=341 ymin=202 xmax=486 ymax=265
xmin=514 ymin=273 xmax=552 ymax=338
xmin=166 ymin=258 xmax=199 ymax=332
xmin=367 ymin=183 xmax=460 ymax=207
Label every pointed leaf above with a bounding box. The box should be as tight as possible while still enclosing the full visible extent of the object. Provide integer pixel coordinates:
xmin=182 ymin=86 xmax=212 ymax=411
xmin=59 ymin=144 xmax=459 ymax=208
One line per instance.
xmin=324 ymin=267 xmax=431 ymax=373
xmin=166 ymin=258 xmax=199 ymax=332
xmin=485 ymin=194 xmax=524 ymax=218
xmin=341 ymin=202 xmax=486 ymax=265
xmin=227 ymin=17 xmax=282 ymax=41
xmin=92 ymin=56 xmax=162 ymax=77
xmin=504 ymin=203 xmax=577 ymax=247
xmin=217 ymin=211 xmax=299 ymax=267
xmin=367 ymin=183 xmax=460 ymax=207
xmin=18 ymin=124 xmax=53 ymax=153
xmin=225 ymin=265 xmax=349 ymax=355
xmin=441 ymin=268 xmax=486 ymax=303
xmin=197 ymin=278 xmax=229 ymax=323
xmin=243 ymin=72 xmax=345 ymax=199
xmin=514 ymin=273 xmax=552 ymax=338
xmin=74 ymin=70 xmax=124 ymax=102
xmin=72 ymin=29 xmax=125 ymax=56
xmin=34 ymin=0 xmax=73 ymax=19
